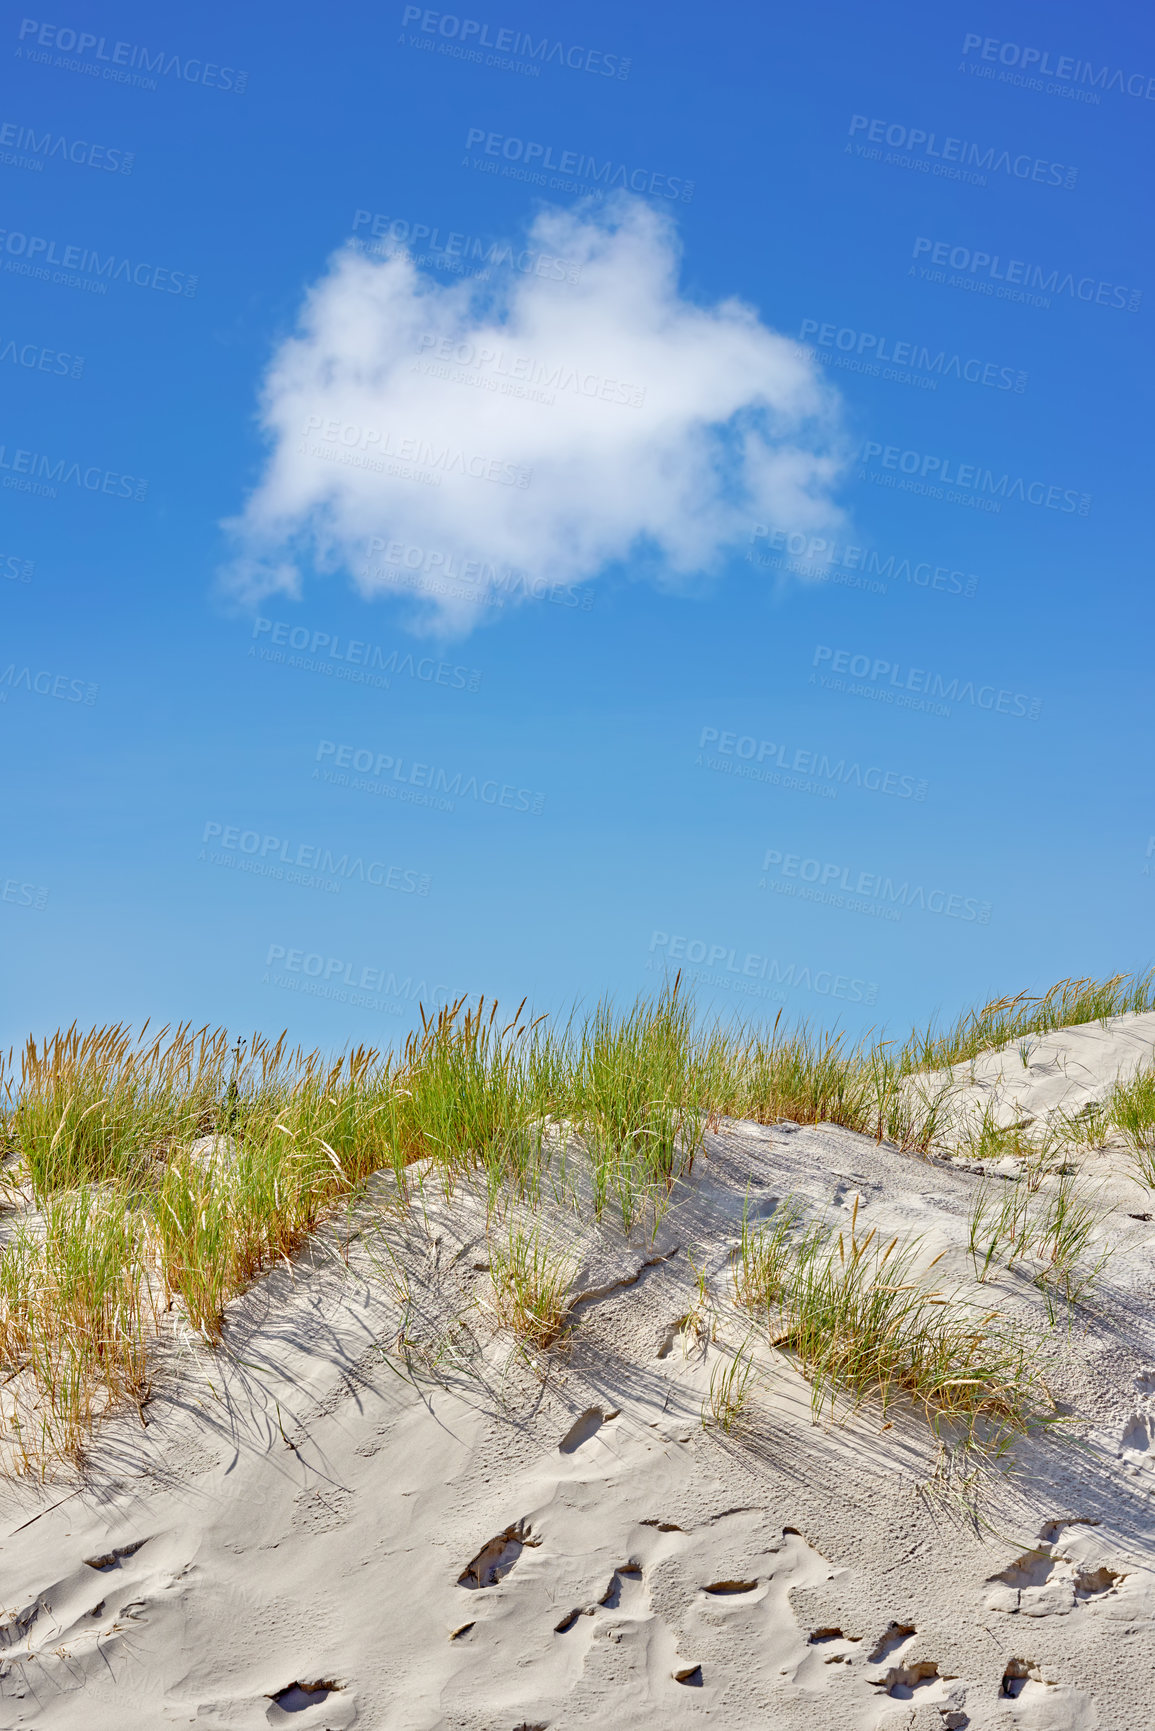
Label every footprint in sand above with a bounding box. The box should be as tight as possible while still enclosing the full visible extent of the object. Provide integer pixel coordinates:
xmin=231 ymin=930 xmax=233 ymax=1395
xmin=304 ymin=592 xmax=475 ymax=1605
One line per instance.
xmin=1120 ymin=1406 xmax=1155 ymax=1468
xmin=458 ymin=1519 xmax=540 ymax=1588
xmin=556 ymin=1562 xmax=644 ymax=1630
xmin=270 ymin=1679 xmax=337 ymax=1710
xmin=0 ymin=1538 xmax=185 ymax=1698
xmin=599 ymin=1563 xmax=643 ymax=1608
xmin=997 ymin=1663 xmax=1098 ymax=1729
xmin=266 ymin=1678 xmax=356 ymax=1726
xmin=986 ymin=1547 xmax=1126 ymax=1616
xmin=869 ymin=1657 xmax=954 ymax=1699
xmin=865 ymin=1655 xmax=967 ymax=1726
xmin=84 ymin=1537 xmax=150 ymax=1572
xmin=866 ymin=1621 xmax=916 ymax=1663
xmin=558 ymin=1407 xmax=619 ymax=1454
xmin=807 ymin=1627 xmax=862 ymax=1664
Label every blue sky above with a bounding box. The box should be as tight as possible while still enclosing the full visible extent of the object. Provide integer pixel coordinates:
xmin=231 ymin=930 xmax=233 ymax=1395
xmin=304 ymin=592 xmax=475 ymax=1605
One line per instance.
xmin=3 ymin=0 xmax=1153 ymax=1053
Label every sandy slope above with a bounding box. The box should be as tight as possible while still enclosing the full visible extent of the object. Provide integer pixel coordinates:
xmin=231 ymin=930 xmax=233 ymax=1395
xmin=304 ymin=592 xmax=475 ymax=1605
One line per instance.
xmin=911 ymin=1010 xmax=1155 ymax=1139
xmin=1 ymin=1043 xmax=1155 ymax=1727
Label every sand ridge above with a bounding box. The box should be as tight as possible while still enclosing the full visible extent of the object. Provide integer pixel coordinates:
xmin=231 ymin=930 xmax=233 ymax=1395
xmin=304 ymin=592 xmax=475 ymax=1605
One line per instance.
xmin=911 ymin=1009 xmax=1155 ymax=1139
xmin=0 ymin=1052 xmax=1154 ymax=1725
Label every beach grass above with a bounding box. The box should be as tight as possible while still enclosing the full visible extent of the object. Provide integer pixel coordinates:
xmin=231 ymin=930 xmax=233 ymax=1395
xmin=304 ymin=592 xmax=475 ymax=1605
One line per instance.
xmin=0 ymin=1188 xmax=154 ymax=1467
xmin=487 ymin=1225 xmax=576 ymax=1351
xmin=1104 ymin=1062 xmax=1155 ymax=1186
xmin=902 ymin=971 xmax=1155 ymax=1075
xmin=704 ymin=1340 xmax=756 ymax=1434
xmin=734 ymin=1200 xmax=1053 ymax=1448
xmin=965 ymin=1171 xmax=1110 ymax=1304
xmin=0 ymin=968 xmax=1147 ymax=1468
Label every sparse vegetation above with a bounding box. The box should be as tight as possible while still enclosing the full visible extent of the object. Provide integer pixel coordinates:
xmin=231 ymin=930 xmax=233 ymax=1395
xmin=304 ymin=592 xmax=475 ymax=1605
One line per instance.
xmin=1105 ymin=1063 xmax=1155 ymax=1186
xmin=950 ymin=1101 xmax=1039 ymax=1167
xmin=966 ymin=1172 xmax=1111 ymax=1304
xmin=1050 ymin=1099 xmax=1111 ymax=1154
xmin=704 ymin=1341 xmax=755 ymax=1434
xmin=487 ymin=1226 xmax=576 ymax=1351
xmin=0 ymin=1189 xmax=154 ymax=1467
xmin=967 ymin=1178 xmax=1033 ymax=1282
xmin=731 ymin=1198 xmax=803 ymax=1313
xmin=0 ymin=968 xmax=1147 ymax=1469
xmin=571 ymin=989 xmax=708 ymax=1219
xmin=1032 ymin=1175 xmax=1111 ymax=1304
xmin=760 ymin=1204 xmax=1052 ymax=1447
xmin=903 ymin=972 xmax=1155 ymax=1075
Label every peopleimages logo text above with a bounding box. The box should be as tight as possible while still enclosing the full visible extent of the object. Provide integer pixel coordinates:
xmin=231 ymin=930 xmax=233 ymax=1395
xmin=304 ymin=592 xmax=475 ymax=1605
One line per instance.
xmin=15 ymin=20 xmax=247 ymax=90
xmin=200 ymin=823 xmax=430 ymax=894
xmin=0 ymin=440 xmax=146 ymax=500
xmin=351 ymin=210 xmax=582 ymax=283
xmin=414 ymin=332 xmax=645 ymax=407
xmin=812 ymin=647 xmax=1042 ymax=719
xmin=300 ymin=415 xmax=531 ymax=488
xmin=860 ymin=440 xmax=1090 ymax=514
xmin=250 ymin=617 xmax=482 ymax=693
xmin=960 ymin=34 xmax=1155 ymax=100
xmin=849 ymin=114 xmax=1077 ymax=186
xmin=464 ymin=129 xmax=693 ymax=201
xmin=0 ymin=549 xmax=35 ymax=581
xmin=0 ymin=661 xmax=97 ymax=704
xmin=401 ymin=9 xmax=629 ymax=77
xmin=2 ymin=874 xmax=48 ymax=909
xmin=1 ymin=336 xmax=84 ymax=377
xmin=648 ymin=931 xmax=878 ymax=1005
xmin=911 ymin=237 xmax=1140 ymax=311
xmin=799 ymin=319 xmax=1025 ymax=392
xmin=760 ymin=849 xmax=991 ymax=924
xmin=0 ymin=119 xmax=133 ymax=172
xmin=0 ymin=227 xmax=196 ymax=295
xmin=750 ymin=526 xmax=978 ymax=597
xmin=697 ymin=727 xmax=927 ymax=800
xmin=265 ymin=943 xmax=450 ymax=1004
xmin=315 ymin=739 xmax=546 ymax=814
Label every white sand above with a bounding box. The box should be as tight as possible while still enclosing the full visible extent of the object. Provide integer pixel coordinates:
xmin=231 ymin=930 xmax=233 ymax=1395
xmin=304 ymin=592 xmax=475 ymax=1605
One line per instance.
xmin=2 ymin=1028 xmax=1155 ymax=1728
xmin=911 ymin=1009 xmax=1155 ymax=1140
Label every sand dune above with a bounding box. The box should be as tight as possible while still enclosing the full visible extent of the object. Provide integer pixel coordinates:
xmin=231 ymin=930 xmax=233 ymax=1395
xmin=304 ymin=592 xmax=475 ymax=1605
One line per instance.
xmin=1 ymin=1025 xmax=1154 ymax=1729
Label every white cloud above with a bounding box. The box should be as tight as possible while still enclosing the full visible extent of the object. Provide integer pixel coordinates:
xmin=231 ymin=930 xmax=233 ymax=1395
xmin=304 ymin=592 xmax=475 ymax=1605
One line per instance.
xmin=221 ymin=196 xmax=847 ymax=630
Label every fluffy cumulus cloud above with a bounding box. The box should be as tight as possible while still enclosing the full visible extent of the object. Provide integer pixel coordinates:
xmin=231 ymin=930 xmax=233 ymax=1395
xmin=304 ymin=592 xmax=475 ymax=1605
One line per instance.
xmin=221 ymin=196 xmax=847 ymax=629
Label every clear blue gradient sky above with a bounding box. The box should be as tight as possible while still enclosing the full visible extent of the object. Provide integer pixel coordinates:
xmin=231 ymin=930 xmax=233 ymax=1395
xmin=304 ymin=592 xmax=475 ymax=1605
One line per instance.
xmin=2 ymin=0 xmax=1152 ymax=1053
